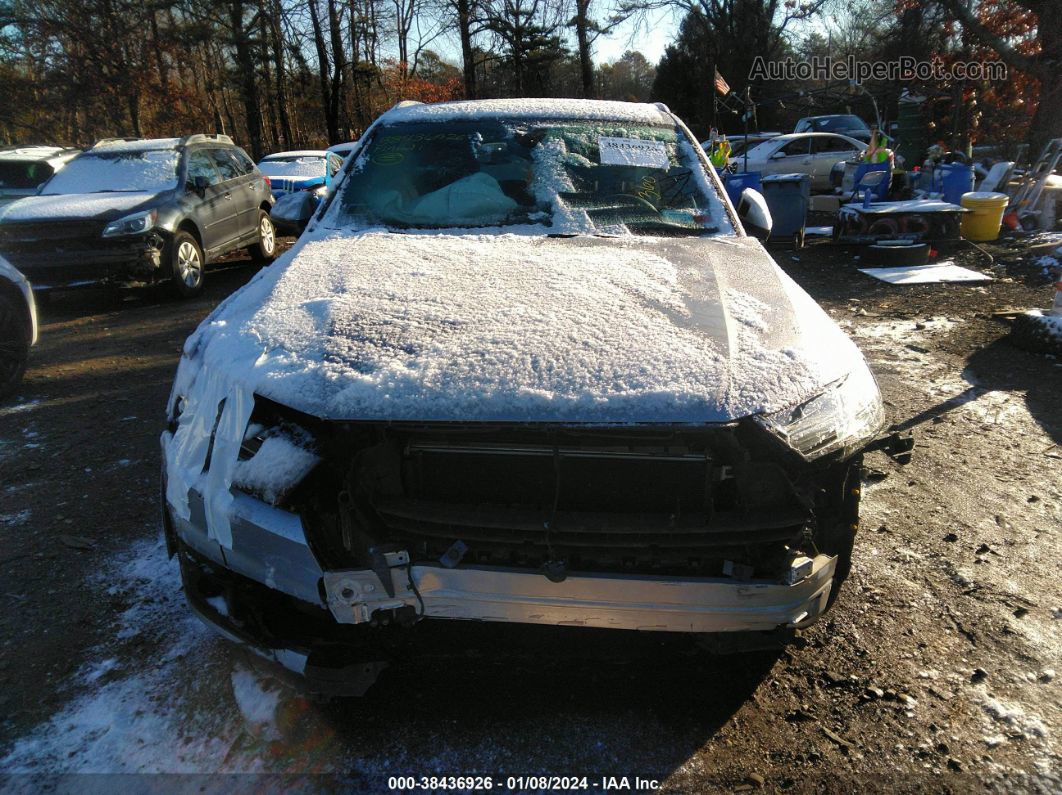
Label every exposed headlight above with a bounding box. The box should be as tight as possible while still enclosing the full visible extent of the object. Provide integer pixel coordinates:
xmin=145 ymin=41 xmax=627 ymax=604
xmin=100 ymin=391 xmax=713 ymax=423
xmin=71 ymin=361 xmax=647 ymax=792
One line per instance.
xmin=755 ymin=365 xmax=885 ymax=461
xmin=102 ymin=209 xmax=158 ymax=237
xmin=310 ymin=184 xmax=328 ymax=198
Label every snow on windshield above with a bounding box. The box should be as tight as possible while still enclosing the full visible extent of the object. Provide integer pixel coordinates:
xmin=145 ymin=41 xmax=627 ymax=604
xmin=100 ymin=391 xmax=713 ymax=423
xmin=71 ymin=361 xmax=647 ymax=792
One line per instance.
xmin=257 ymin=157 xmax=326 ymax=179
xmin=329 ymin=119 xmax=733 ymax=236
xmin=42 ymin=150 xmax=179 ymax=194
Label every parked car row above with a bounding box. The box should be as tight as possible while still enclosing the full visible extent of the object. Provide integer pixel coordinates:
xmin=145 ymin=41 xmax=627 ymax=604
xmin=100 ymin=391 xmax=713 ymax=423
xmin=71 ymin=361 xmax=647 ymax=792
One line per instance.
xmin=0 ymin=133 xmax=364 ymax=399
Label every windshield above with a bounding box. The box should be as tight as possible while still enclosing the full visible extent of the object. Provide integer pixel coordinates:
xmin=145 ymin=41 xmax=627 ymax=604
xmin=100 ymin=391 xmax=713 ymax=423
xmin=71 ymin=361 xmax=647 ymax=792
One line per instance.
xmin=258 ymin=156 xmax=327 ymax=178
xmin=805 ymin=116 xmax=868 ymax=133
xmin=744 ymin=140 xmax=783 ymax=160
xmin=41 ymin=150 xmax=179 ymax=194
xmin=330 ymin=119 xmax=733 ymax=236
xmin=0 ymin=161 xmax=55 ymax=191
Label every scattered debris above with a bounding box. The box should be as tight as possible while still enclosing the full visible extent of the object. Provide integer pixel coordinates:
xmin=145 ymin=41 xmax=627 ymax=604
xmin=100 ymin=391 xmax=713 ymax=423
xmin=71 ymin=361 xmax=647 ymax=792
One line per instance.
xmin=858 ymin=262 xmax=993 ymax=285
xmin=821 ymin=726 xmax=853 ymax=751
xmin=58 ymin=535 xmax=97 ymax=551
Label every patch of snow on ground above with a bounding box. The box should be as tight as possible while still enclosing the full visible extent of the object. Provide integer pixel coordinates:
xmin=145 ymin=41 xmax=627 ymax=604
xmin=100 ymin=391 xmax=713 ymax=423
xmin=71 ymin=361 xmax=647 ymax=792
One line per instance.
xmin=0 ymin=508 xmax=31 ymax=527
xmin=979 ymin=695 xmax=1049 ymax=744
xmin=0 ymin=538 xmax=233 ymax=773
xmin=78 ymin=658 xmax=119 ymax=685
xmin=230 ymin=665 xmax=282 ymax=739
xmin=0 ymin=536 xmax=390 ymax=776
xmin=0 ymin=399 xmax=41 ymax=418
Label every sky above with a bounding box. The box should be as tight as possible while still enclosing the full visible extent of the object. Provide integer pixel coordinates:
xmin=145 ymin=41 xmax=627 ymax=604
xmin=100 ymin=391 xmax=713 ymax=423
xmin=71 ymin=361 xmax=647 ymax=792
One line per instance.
xmin=430 ymin=9 xmax=680 ymax=69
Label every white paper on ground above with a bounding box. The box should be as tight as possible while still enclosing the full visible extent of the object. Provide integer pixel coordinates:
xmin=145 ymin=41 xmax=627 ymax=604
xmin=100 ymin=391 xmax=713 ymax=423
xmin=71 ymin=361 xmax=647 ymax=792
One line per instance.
xmin=858 ymin=261 xmax=993 ymax=284
xmin=598 ymin=137 xmax=670 ymax=169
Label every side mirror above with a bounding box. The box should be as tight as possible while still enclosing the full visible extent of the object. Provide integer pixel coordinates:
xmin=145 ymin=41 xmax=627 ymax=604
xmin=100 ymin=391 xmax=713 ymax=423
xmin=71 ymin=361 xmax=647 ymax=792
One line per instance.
xmin=270 ymin=191 xmax=319 ymax=237
xmin=770 ymin=151 xmax=787 ymax=160
xmin=737 ymin=188 xmax=772 ymax=240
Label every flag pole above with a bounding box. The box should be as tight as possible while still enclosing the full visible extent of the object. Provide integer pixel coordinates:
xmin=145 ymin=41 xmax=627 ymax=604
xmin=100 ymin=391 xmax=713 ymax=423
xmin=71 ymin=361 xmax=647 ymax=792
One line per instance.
xmin=744 ymin=86 xmax=750 ymax=173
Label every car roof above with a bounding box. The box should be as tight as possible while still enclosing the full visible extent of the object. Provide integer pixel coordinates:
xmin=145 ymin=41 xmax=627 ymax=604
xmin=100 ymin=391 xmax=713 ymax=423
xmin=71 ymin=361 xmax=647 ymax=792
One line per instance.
xmin=261 ymin=150 xmax=330 ymax=160
xmin=766 ymin=132 xmax=865 ymax=143
xmin=90 ymin=137 xmax=183 ymax=152
xmin=379 ymin=98 xmax=674 ymax=126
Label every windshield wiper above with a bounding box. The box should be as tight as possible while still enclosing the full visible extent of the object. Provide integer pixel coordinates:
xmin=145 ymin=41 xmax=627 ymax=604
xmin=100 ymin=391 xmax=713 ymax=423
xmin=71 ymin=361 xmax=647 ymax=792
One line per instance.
xmin=626 ymin=221 xmax=716 ymax=236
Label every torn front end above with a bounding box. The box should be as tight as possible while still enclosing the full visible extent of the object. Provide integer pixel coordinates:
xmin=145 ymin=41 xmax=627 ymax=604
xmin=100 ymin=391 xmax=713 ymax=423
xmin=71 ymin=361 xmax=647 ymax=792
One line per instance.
xmin=0 ymin=220 xmax=166 ymax=291
xmin=164 ymin=393 xmax=865 ymax=692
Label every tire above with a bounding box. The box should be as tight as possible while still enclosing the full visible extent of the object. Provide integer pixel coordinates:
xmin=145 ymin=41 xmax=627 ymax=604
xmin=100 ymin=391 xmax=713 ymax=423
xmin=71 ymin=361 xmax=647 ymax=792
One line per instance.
xmin=0 ymin=291 xmax=30 ymax=400
xmin=817 ymin=460 xmax=863 ymax=611
xmin=248 ymin=210 xmax=277 ymax=264
xmin=864 ymin=240 xmax=930 ymax=267
xmin=166 ymin=230 xmax=205 ymax=298
xmin=1009 ymin=312 xmax=1062 ymax=356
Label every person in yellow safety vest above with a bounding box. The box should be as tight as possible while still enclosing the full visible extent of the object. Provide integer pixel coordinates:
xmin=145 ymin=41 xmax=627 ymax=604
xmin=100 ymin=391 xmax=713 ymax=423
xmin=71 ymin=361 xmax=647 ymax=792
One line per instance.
xmin=710 ymin=136 xmax=731 ymax=170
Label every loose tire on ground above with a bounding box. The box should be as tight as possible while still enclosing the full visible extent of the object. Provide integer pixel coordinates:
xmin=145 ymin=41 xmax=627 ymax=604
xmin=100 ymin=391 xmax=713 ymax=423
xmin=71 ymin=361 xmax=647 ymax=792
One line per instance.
xmin=0 ymin=291 xmax=30 ymax=399
xmin=166 ymin=230 xmax=205 ymax=298
xmin=248 ymin=210 xmax=277 ymax=264
xmin=864 ymin=241 xmax=930 ymax=267
xmin=1008 ymin=312 xmax=1062 ymax=356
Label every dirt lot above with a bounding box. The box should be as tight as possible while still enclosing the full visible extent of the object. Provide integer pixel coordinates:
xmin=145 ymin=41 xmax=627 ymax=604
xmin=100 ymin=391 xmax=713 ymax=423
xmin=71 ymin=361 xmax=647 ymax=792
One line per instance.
xmin=0 ymin=234 xmax=1059 ymax=792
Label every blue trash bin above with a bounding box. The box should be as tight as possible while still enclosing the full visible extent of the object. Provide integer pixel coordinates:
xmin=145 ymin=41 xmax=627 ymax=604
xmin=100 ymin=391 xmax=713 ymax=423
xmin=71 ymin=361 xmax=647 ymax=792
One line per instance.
xmin=760 ymin=173 xmax=811 ymax=243
xmin=723 ymin=171 xmax=761 ymax=207
xmin=936 ymin=163 xmax=975 ymax=205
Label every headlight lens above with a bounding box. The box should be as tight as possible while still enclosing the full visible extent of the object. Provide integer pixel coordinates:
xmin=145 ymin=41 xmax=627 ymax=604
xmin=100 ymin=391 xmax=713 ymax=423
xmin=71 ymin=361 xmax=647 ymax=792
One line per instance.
xmin=102 ymin=209 xmax=158 ymax=237
xmin=755 ymin=365 xmax=885 ymax=460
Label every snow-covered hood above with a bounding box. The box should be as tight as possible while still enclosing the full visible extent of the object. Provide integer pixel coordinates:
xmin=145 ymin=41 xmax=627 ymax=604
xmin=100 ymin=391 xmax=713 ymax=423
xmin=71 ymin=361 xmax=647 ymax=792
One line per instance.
xmin=177 ymin=231 xmax=867 ymax=424
xmin=0 ymin=191 xmax=162 ymax=223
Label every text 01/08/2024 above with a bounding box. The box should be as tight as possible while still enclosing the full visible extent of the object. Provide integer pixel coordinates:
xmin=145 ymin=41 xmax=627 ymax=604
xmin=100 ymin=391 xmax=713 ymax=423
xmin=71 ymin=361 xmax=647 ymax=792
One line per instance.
xmin=387 ymin=775 xmax=662 ymax=791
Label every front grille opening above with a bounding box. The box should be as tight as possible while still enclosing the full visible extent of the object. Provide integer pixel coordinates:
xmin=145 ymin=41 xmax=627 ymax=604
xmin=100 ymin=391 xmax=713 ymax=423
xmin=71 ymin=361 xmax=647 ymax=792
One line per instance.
xmin=298 ymin=424 xmax=824 ymax=579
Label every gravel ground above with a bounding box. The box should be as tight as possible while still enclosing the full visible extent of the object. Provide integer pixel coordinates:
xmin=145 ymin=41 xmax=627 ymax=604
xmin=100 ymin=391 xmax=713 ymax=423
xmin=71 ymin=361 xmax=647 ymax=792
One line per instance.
xmin=0 ymin=234 xmax=1059 ymax=792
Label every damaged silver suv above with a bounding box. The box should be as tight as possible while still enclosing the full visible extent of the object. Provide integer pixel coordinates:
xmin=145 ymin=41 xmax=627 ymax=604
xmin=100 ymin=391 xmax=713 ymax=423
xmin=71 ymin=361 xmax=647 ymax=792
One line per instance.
xmin=162 ymin=99 xmax=894 ymax=695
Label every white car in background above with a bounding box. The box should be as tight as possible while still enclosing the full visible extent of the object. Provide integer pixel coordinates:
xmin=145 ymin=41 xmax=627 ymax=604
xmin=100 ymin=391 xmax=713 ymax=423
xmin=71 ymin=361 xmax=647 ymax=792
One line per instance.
xmin=0 ymin=254 xmax=37 ymax=398
xmin=735 ymin=132 xmax=866 ymax=190
xmin=257 ymin=150 xmax=344 ymax=198
xmin=326 ymin=141 xmax=359 ymax=162
xmin=0 ymin=146 xmax=81 ymax=205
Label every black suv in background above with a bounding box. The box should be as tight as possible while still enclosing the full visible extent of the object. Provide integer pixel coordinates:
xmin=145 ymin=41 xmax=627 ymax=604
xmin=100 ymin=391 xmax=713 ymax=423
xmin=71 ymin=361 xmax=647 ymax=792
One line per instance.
xmin=0 ymin=134 xmax=276 ymax=297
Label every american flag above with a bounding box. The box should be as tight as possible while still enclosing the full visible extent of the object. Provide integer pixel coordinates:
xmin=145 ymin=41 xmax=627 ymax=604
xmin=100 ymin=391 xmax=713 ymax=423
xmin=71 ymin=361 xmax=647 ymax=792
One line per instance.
xmin=714 ymin=68 xmax=730 ymax=96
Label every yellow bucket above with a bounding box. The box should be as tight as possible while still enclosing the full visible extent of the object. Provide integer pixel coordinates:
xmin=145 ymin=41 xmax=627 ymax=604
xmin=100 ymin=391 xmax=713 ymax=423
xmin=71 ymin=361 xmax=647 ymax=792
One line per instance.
xmin=960 ymin=191 xmax=1009 ymax=242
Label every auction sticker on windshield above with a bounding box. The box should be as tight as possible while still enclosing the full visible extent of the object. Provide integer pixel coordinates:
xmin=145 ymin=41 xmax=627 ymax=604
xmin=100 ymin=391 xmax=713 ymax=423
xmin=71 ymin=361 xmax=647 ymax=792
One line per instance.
xmin=598 ymin=137 xmax=670 ymax=169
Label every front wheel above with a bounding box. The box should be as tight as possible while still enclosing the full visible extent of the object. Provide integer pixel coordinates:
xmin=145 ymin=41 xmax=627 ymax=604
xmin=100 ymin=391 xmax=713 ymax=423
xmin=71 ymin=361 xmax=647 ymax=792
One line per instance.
xmin=0 ymin=291 xmax=30 ymax=399
xmin=167 ymin=231 xmax=205 ymax=298
xmin=248 ymin=211 xmax=277 ymax=264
